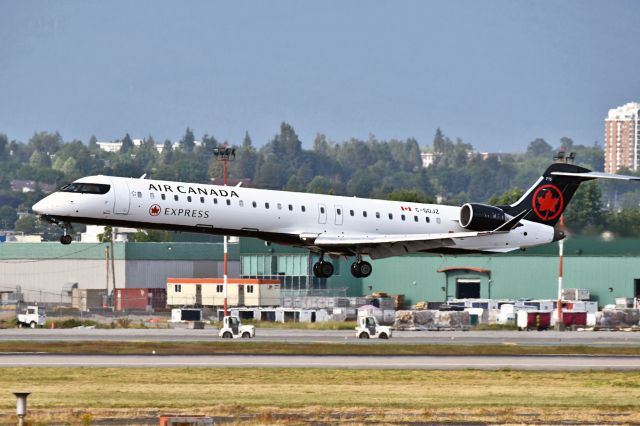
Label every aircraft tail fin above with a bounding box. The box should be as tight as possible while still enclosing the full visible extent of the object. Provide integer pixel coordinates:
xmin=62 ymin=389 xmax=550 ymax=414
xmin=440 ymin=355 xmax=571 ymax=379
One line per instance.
xmin=501 ymin=163 xmax=640 ymax=226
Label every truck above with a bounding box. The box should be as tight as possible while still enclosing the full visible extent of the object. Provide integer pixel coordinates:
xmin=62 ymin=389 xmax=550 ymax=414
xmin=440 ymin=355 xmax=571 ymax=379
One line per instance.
xmin=355 ymin=315 xmax=392 ymax=339
xmin=16 ymin=305 xmax=46 ymax=328
xmin=218 ymin=316 xmax=255 ymax=338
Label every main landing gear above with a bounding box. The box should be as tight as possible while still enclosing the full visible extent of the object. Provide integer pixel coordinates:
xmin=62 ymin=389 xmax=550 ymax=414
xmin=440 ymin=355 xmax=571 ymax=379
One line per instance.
xmin=313 ymin=255 xmax=334 ymax=278
xmin=312 ymin=254 xmax=373 ymax=279
xmin=351 ymin=257 xmax=372 ymax=278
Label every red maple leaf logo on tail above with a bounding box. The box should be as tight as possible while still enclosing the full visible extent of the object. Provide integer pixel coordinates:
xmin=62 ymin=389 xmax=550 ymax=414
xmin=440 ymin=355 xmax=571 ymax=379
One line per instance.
xmin=537 ymin=191 xmax=559 ymax=219
xmin=532 ymin=184 xmax=564 ymax=221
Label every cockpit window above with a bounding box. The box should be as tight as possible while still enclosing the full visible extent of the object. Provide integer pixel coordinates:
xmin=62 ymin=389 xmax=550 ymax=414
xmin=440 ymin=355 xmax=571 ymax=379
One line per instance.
xmin=60 ymin=183 xmax=111 ymax=194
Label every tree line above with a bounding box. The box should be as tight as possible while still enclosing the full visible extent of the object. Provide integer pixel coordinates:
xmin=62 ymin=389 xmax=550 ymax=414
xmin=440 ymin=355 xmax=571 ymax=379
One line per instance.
xmin=0 ymin=122 xmax=638 ymax=239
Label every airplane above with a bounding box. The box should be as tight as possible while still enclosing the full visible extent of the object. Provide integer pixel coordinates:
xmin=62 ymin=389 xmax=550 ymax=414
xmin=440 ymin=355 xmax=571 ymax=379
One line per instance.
xmin=32 ymin=162 xmax=639 ymax=278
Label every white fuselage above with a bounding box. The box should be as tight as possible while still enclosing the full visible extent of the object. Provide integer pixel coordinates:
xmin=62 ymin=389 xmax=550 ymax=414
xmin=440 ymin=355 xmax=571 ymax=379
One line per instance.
xmin=32 ymin=175 xmax=555 ymax=257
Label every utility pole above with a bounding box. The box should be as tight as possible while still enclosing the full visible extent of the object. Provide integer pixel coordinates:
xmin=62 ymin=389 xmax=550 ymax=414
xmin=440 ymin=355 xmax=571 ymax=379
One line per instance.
xmin=105 ymin=246 xmax=110 ymax=305
xmin=110 ymin=229 xmax=116 ymax=309
xmin=212 ymin=144 xmax=236 ymax=317
xmin=553 ymin=150 xmax=575 ymax=331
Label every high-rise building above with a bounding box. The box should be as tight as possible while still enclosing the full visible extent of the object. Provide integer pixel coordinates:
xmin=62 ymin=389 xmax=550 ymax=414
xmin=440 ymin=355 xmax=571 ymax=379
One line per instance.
xmin=605 ymin=102 xmax=640 ymax=173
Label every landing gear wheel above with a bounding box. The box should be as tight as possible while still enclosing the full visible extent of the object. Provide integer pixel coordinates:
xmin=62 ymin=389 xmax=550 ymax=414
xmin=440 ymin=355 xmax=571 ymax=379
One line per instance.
xmin=313 ymin=261 xmax=334 ymax=278
xmin=60 ymin=235 xmax=72 ymax=245
xmin=351 ymin=261 xmax=372 ymax=278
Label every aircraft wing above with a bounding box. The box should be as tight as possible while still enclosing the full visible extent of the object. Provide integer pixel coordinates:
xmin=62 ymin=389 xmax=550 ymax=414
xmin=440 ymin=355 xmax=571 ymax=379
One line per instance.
xmin=309 ymin=230 xmax=512 ymax=259
xmin=312 ymin=230 xmax=497 ymax=246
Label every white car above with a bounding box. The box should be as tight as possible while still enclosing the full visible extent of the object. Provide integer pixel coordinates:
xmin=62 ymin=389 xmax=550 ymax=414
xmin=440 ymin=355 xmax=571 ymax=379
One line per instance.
xmin=218 ymin=316 xmax=255 ymax=338
xmin=355 ymin=316 xmax=392 ymax=339
xmin=17 ymin=305 xmax=46 ymax=328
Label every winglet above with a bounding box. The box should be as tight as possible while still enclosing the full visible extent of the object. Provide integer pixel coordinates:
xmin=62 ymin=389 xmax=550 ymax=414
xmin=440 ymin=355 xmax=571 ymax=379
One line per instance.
xmin=493 ymin=209 xmax=529 ymax=232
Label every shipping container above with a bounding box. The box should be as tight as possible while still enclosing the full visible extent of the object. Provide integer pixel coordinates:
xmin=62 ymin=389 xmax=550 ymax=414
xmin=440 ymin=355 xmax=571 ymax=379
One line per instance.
xmin=115 ymin=288 xmax=166 ymax=311
xmin=72 ymin=288 xmax=107 ymax=311
xmin=517 ymin=310 xmax=551 ymax=330
xmin=562 ymin=311 xmax=587 ymax=327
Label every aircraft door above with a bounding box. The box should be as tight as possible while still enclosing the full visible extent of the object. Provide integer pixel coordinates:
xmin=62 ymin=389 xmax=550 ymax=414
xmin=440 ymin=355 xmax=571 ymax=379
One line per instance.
xmin=318 ymin=204 xmax=327 ymax=224
xmin=112 ymin=179 xmax=130 ymax=215
xmin=334 ymin=205 xmax=343 ymax=225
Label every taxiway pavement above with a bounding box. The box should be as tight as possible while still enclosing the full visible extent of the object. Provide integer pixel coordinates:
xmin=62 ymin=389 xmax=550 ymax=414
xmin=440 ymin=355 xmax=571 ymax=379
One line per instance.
xmin=2 ymin=328 xmax=640 ymax=347
xmin=1 ymin=353 xmax=639 ymax=370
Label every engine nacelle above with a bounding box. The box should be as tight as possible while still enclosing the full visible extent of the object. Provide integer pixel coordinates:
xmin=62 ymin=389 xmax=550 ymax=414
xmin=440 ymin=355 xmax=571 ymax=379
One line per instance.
xmin=459 ymin=203 xmax=507 ymax=231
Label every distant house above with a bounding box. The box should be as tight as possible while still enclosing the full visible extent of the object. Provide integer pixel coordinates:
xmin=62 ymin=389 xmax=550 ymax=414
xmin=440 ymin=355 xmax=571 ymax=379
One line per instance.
xmin=97 ymin=139 xmax=201 ymax=153
xmin=10 ymin=180 xmax=57 ymax=194
xmin=420 ymin=152 xmax=439 ymax=168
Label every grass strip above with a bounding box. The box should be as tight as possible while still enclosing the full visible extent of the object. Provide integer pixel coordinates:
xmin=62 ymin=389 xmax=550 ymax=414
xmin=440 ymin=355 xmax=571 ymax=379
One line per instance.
xmin=1 ymin=368 xmax=640 ymax=424
xmin=2 ymin=340 xmax=640 ymax=356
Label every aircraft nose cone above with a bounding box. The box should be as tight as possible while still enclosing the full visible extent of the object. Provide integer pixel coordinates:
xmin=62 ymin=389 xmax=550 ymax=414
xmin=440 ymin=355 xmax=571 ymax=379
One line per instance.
xmin=32 ymin=200 xmax=45 ymax=214
xmin=553 ymin=228 xmax=566 ymax=242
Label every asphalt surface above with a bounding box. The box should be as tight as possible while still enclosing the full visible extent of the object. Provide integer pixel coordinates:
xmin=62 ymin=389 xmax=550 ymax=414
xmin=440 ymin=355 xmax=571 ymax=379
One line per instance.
xmin=2 ymin=328 xmax=640 ymax=346
xmin=1 ymin=353 xmax=640 ymax=370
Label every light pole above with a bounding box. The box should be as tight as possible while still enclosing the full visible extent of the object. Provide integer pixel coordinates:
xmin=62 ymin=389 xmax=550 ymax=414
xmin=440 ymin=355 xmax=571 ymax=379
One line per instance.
xmin=212 ymin=145 xmax=236 ymax=317
xmin=553 ymin=150 xmax=575 ymax=330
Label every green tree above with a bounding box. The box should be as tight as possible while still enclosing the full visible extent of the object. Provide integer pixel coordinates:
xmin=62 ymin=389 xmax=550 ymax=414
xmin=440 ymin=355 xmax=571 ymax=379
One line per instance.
xmin=180 ymin=127 xmax=195 ymax=152
xmin=487 ymin=187 xmax=525 ymax=206
xmin=97 ymin=226 xmax=113 ymax=242
xmin=29 ymin=151 xmax=50 ymax=168
xmin=14 ymin=215 xmax=37 ymax=234
xmin=0 ymin=205 xmax=17 ymax=229
xmin=564 ymin=181 xmax=604 ymax=233
xmin=387 ymin=189 xmax=429 ymax=203
xmin=526 ymin=138 xmax=553 ymax=158
xmin=88 ymin=135 xmax=98 ymax=151
xmin=607 ymin=209 xmax=640 ymax=237
xmin=131 ymin=229 xmax=172 ymax=242
xmin=119 ymin=133 xmax=134 ymax=154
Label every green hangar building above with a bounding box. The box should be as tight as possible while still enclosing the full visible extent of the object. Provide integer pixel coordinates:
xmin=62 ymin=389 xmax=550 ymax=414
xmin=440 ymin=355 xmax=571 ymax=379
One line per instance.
xmin=0 ymin=237 xmax=638 ymax=307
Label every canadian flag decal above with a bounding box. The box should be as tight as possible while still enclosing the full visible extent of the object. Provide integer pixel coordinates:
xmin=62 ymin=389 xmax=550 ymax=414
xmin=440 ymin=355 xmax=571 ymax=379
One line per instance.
xmin=401 ymin=206 xmax=412 ymax=211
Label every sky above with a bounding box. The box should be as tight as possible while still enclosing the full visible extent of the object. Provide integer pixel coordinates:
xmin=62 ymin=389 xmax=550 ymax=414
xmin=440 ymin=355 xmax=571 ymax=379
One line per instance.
xmin=1 ymin=0 xmax=639 ymax=152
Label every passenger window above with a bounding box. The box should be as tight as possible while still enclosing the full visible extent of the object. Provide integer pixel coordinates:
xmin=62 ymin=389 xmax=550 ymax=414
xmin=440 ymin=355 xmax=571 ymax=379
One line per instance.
xmin=265 ymin=203 xmax=270 ymax=209
xmin=187 ymin=196 xmax=192 ymax=202
xmin=388 ymin=213 xmax=393 ymax=220
xmin=252 ymin=201 xmax=257 ymax=208
xmin=301 ymin=206 xmax=306 ymax=212
xmin=239 ymin=200 xmax=244 ymax=207
xmin=277 ymin=203 xmax=282 ymax=210
xmin=150 ymin=193 xmax=155 ymax=200
xmin=401 ymin=214 xmax=406 ymax=221
xmin=414 ymin=216 xmax=418 ymax=222
xmin=226 ymin=199 xmax=231 ymax=206
xmin=161 ymin=194 xmax=166 ymax=201
xmin=200 ymin=197 xmax=205 ymax=203
xmin=137 ymin=192 xmax=142 ymax=198
xmin=375 ymin=212 xmax=380 ymax=219
xmin=436 ymin=218 xmax=441 ymax=224
xmin=174 ymin=195 xmax=179 ymax=201
xmin=288 ymin=204 xmax=293 ymax=211
xmin=337 ymin=208 xmax=341 ymax=215
xmin=213 ymin=198 xmax=218 ymax=204
xmin=320 ymin=207 xmax=325 ymax=214
xmin=426 ymin=217 xmax=430 ymax=223
xmin=350 ymin=210 xmax=354 ymax=216
xmin=363 ymin=211 xmax=367 ymax=218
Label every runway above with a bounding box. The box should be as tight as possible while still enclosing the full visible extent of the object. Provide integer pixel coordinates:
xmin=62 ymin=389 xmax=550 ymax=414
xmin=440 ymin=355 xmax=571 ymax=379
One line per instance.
xmin=2 ymin=328 xmax=640 ymax=347
xmin=2 ymin=353 xmax=640 ymax=370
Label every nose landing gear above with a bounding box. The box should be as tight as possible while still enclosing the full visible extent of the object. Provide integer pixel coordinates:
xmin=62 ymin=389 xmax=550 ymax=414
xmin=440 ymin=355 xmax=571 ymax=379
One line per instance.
xmin=58 ymin=222 xmax=73 ymax=245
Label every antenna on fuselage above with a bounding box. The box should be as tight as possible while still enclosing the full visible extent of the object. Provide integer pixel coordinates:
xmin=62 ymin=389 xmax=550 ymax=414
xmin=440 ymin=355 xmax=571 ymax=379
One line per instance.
xmin=139 ymin=174 xmax=147 ymax=179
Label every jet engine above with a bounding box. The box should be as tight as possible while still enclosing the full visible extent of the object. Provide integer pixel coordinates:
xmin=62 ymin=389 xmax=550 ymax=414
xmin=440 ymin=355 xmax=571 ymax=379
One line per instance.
xmin=459 ymin=203 xmax=507 ymax=231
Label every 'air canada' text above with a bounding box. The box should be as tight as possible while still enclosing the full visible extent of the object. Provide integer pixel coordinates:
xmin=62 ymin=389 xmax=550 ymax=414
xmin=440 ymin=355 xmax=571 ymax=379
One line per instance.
xmin=148 ymin=183 xmax=239 ymax=198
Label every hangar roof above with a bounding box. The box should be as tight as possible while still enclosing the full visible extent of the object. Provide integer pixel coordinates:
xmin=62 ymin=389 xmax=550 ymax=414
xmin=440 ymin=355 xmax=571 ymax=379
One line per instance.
xmin=0 ymin=242 xmax=239 ymax=261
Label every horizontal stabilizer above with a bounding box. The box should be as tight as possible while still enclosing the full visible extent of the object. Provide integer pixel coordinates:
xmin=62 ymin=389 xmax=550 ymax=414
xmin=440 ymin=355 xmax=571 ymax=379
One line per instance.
xmin=551 ymin=171 xmax=640 ymax=181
